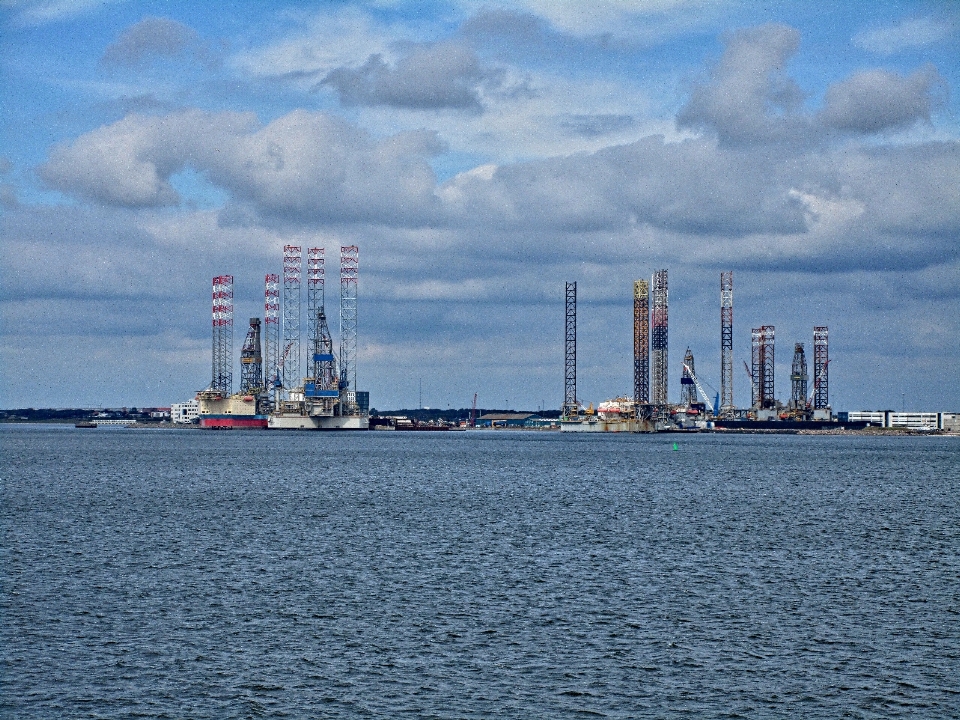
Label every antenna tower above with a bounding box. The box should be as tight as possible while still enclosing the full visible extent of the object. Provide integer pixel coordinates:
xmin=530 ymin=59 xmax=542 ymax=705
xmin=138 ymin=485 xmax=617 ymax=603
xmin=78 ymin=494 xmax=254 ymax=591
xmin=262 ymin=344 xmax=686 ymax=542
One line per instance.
xmin=211 ymin=275 xmax=233 ymax=394
xmin=282 ymin=245 xmax=302 ymax=394
xmin=720 ymin=271 xmax=733 ymax=414
xmin=790 ymin=342 xmax=808 ymax=410
xmin=651 ymin=270 xmax=669 ymax=406
xmin=813 ymin=327 xmax=829 ymax=409
xmin=563 ymin=282 xmax=577 ymax=416
xmin=633 ymin=280 xmax=649 ymax=410
xmin=263 ymin=273 xmax=280 ymax=408
xmin=339 ymin=245 xmax=358 ymax=392
xmin=239 ymin=318 xmax=263 ymax=395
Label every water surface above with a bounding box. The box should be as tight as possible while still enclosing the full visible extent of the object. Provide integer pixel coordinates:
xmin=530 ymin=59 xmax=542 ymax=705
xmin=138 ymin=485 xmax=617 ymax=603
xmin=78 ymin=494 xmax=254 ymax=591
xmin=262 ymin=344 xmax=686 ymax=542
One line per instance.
xmin=3 ymin=425 xmax=958 ymax=717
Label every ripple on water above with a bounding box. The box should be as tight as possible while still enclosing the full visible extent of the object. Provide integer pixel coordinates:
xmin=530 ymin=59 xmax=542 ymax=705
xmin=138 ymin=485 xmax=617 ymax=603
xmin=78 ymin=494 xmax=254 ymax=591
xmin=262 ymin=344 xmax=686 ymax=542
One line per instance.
xmin=2 ymin=426 xmax=959 ymax=718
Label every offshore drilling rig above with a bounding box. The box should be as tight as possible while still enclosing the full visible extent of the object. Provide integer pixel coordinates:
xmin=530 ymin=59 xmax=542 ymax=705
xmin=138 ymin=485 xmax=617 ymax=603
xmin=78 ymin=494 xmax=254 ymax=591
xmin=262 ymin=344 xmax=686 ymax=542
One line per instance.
xmin=562 ymin=269 xmax=832 ymax=432
xmin=196 ymin=245 xmax=369 ymax=429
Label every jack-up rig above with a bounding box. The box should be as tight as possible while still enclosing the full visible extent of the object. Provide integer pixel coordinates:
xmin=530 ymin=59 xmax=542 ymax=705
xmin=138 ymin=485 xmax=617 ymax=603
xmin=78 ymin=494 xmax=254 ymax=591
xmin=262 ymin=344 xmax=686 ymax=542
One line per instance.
xmin=196 ymin=246 xmax=369 ymax=430
xmin=561 ymin=269 xmax=834 ymax=432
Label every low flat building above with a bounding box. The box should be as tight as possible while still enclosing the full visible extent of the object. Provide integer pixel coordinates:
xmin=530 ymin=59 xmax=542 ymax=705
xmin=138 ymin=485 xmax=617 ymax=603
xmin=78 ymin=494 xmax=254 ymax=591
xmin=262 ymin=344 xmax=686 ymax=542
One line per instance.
xmin=842 ymin=411 xmax=957 ymax=431
xmin=476 ymin=412 xmax=540 ymax=428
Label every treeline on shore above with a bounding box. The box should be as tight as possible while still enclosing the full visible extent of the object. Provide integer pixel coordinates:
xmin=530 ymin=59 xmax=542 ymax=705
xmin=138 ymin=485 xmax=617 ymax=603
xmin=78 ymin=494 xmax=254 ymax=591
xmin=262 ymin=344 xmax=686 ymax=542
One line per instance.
xmin=371 ymin=408 xmax=562 ymax=422
xmin=1 ymin=408 xmax=160 ymax=422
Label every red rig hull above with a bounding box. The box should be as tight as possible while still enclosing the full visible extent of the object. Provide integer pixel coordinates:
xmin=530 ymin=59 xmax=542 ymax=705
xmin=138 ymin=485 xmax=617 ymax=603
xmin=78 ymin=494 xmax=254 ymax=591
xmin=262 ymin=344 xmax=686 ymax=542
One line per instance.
xmin=199 ymin=415 xmax=268 ymax=429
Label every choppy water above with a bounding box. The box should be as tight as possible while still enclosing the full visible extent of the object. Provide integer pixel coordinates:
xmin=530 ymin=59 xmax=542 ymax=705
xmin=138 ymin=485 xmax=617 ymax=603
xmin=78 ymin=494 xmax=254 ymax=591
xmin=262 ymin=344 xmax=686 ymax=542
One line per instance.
xmin=2 ymin=424 xmax=958 ymax=718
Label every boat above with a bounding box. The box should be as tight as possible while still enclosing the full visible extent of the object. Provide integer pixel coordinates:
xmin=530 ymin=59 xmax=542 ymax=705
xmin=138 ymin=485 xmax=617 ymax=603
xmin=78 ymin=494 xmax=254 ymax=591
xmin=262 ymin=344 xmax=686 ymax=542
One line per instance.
xmin=74 ymin=421 xmax=97 ymax=428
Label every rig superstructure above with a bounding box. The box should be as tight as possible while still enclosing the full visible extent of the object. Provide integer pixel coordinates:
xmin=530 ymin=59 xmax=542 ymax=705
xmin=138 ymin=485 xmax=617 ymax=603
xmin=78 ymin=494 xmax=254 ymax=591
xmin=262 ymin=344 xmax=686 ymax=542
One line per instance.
xmin=196 ymin=277 xmax=270 ymax=428
xmin=562 ymin=269 xmax=834 ymax=432
xmin=196 ymin=246 xmax=369 ymax=430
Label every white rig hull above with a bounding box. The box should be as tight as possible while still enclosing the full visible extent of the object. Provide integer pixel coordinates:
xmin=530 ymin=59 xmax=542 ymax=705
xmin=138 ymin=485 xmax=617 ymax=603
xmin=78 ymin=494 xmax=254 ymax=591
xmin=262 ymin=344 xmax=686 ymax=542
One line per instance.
xmin=560 ymin=418 xmax=650 ymax=433
xmin=268 ymin=414 xmax=369 ymax=430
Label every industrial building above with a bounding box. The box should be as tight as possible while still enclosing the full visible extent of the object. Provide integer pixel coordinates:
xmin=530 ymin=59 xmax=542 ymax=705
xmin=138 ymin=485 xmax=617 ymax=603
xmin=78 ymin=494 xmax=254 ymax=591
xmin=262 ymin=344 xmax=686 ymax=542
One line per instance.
xmin=840 ymin=411 xmax=960 ymax=431
xmin=476 ymin=413 xmax=542 ymax=428
xmin=171 ymin=399 xmax=199 ymax=424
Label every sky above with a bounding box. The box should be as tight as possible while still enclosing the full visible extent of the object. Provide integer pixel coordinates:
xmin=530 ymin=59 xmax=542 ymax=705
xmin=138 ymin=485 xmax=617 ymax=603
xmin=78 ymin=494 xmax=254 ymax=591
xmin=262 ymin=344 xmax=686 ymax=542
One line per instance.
xmin=1 ymin=0 xmax=958 ymax=413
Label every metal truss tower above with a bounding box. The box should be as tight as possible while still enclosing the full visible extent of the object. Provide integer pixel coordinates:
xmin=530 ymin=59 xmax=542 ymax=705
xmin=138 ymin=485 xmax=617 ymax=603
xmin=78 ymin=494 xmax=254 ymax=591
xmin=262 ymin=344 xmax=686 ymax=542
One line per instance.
xmin=790 ymin=342 xmax=808 ymax=410
xmin=633 ymin=279 xmax=649 ymax=407
xmin=681 ymin=348 xmax=697 ymax=407
xmin=751 ymin=325 xmax=775 ymax=409
xmin=339 ymin=245 xmax=358 ymax=392
xmin=263 ymin=274 xmax=280 ymax=408
xmin=282 ymin=245 xmax=302 ymax=393
xmin=813 ymin=326 xmax=829 ymax=410
xmin=307 ymin=247 xmax=325 ymax=352
xmin=239 ymin=318 xmax=263 ymax=395
xmin=720 ymin=271 xmax=734 ymax=414
xmin=564 ymin=281 xmax=577 ymax=416
xmin=211 ymin=275 xmax=233 ymax=394
xmin=651 ymin=270 xmax=669 ymax=406
xmin=311 ymin=307 xmax=338 ymax=391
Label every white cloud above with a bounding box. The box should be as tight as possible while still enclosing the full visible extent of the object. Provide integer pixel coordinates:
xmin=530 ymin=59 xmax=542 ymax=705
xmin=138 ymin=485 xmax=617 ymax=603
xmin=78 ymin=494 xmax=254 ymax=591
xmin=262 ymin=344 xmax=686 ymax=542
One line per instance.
xmin=853 ymin=14 xmax=957 ymax=55
xmin=1 ymin=0 xmax=121 ymax=24
xmin=40 ymin=109 xmax=445 ymax=225
xmin=230 ymin=7 xmax=393 ymax=83
xmin=518 ymin=0 xmax=722 ymax=34
xmin=451 ymin=0 xmax=729 ymax=40
xmin=819 ymin=66 xmax=942 ymax=133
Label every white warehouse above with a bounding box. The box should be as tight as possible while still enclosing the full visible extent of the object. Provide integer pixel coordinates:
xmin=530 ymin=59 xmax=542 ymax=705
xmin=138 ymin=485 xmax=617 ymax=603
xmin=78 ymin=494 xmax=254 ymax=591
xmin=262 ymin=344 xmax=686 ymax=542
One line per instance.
xmin=843 ymin=411 xmax=960 ymax=431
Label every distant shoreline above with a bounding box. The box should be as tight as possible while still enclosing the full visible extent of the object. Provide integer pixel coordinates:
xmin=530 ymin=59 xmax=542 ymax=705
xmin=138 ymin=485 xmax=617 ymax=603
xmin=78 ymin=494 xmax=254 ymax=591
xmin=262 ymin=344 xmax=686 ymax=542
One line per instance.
xmin=2 ymin=419 xmax=956 ymax=436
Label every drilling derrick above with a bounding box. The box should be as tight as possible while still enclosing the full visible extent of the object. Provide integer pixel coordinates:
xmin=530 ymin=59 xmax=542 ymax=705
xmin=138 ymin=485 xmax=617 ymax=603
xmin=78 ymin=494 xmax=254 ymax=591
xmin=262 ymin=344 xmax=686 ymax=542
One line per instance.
xmin=304 ymin=247 xmax=337 ymax=414
xmin=211 ymin=275 xmax=234 ymax=395
xmin=339 ymin=245 xmax=359 ymax=403
xmin=813 ymin=326 xmax=829 ymax=410
xmin=633 ymin=280 xmax=649 ymax=417
xmin=651 ymin=270 xmax=669 ymax=406
xmin=790 ymin=342 xmax=808 ymax=412
xmin=720 ymin=271 xmax=733 ymax=415
xmin=751 ymin=325 xmax=775 ymax=410
xmin=303 ymin=306 xmax=339 ymax=417
xmin=282 ymin=246 xmax=302 ymax=395
xmin=750 ymin=328 xmax=761 ymax=408
xmin=681 ymin=348 xmax=698 ymax=407
xmin=311 ymin=308 xmax=337 ymax=387
xmin=239 ymin=318 xmax=263 ymax=395
xmin=563 ymin=282 xmax=578 ymax=417
xmin=263 ymin=273 xmax=280 ymax=409
xmin=307 ymin=248 xmax=325 ymax=356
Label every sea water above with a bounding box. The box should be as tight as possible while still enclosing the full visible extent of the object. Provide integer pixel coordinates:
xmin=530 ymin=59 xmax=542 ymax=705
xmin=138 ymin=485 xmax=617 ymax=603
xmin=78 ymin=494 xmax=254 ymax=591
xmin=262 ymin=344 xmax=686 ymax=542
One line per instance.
xmin=2 ymin=424 xmax=958 ymax=718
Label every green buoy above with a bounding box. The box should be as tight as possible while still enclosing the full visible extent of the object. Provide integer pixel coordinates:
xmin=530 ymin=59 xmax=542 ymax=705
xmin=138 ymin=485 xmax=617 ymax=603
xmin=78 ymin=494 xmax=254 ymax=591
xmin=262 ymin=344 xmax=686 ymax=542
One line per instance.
xmin=672 ymin=442 xmax=679 ymax=451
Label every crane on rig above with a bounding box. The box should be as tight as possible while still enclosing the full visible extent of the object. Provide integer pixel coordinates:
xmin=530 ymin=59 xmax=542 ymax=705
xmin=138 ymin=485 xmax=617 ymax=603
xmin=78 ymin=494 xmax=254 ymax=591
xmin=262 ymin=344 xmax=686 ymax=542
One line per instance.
xmin=743 ymin=360 xmax=757 ymax=408
xmin=272 ymin=341 xmax=295 ymax=390
xmin=806 ymin=358 xmax=831 ymax=409
xmin=682 ymin=363 xmax=720 ymax=417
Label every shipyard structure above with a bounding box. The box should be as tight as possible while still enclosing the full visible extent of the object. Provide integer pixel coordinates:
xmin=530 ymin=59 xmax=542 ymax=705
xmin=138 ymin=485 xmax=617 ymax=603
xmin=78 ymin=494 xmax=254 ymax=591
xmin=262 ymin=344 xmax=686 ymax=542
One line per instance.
xmin=196 ymin=246 xmax=369 ymax=430
xmin=560 ymin=270 xmax=841 ymax=432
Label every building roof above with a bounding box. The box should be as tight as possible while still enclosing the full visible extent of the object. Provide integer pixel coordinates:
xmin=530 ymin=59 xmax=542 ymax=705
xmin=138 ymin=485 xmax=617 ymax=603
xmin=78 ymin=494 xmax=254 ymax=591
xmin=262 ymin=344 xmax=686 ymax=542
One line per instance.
xmin=477 ymin=413 xmax=539 ymax=421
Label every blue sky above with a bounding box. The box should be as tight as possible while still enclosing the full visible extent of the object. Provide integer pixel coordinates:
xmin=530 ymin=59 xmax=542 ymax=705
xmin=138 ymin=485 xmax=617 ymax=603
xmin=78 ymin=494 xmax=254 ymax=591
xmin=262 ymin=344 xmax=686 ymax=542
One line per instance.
xmin=1 ymin=0 xmax=958 ymax=412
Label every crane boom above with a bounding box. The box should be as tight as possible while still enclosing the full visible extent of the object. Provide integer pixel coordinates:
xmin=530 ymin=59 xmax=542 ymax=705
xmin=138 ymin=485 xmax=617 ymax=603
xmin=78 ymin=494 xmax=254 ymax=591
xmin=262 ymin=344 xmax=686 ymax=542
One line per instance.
xmin=806 ymin=358 xmax=831 ymax=407
xmin=683 ymin=363 xmax=716 ymax=417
